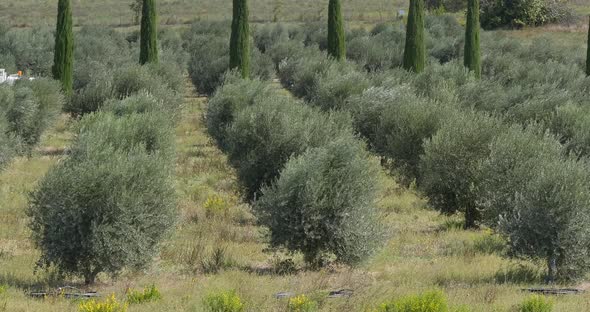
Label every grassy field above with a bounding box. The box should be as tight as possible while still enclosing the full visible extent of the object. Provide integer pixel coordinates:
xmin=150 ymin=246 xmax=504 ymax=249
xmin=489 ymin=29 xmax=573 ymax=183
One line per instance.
xmin=2 ymin=1 xmax=590 ymax=311
xmin=1 ymin=79 xmax=590 ymax=311
xmin=0 ymin=0 xmax=408 ymax=28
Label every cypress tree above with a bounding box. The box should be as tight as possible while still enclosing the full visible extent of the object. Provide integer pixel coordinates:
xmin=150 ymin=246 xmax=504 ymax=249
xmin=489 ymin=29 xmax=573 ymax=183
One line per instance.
xmin=229 ymin=0 xmax=250 ymax=78
xmin=139 ymin=0 xmax=158 ymax=65
xmin=327 ymin=0 xmax=346 ymax=61
xmin=403 ymin=0 xmax=426 ymax=73
xmin=587 ymin=16 xmax=590 ymax=76
xmin=52 ymin=0 xmax=73 ymax=95
xmin=464 ymin=0 xmax=481 ymax=78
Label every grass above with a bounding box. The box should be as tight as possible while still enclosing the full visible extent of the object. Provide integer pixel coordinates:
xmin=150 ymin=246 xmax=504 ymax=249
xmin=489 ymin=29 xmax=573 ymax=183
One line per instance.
xmin=0 ymin=0 xmax=409 ymax=28
xmin=0 ymin=79 xmax=589 ymax=311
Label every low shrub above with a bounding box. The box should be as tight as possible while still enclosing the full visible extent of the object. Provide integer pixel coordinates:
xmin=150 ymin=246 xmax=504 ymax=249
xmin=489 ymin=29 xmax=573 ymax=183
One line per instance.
xmin=203 ymin=195 xmax=229 ymax=219
xmin=75 ymin=26 xmax=132 ymax=69
xmin=375 ymin=290 xmax=449 ymax=312
xmin=518 ymin=295 xmax=553 ymax=312
xmin=0 ymin=26 xmax=54 ymax=76
xmin=203 ymin=290 xmax=244 ymax=312
xmin=255 ymin=136 xmax=384 ymax=267
xmin=347 ymin=35 xmax=403 ymax=72
xmin=126 ymin=285 xmax=162 ymax=304
xmin=288 ymin=294 xmax=318 ymax=312
xmin=79 ymin=294 xmax=128 ymax=312
xmin=112 ymin=64 xmax=182 ymax=112
xmin=112 ymin=64 xmax=160 ymax=99
xmin=102 ymin=91 xmax=168 ymax=117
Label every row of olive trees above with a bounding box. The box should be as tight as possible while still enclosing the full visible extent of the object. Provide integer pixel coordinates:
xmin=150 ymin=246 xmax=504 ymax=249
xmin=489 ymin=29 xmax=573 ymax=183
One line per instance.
xmin=270 ymin=18 xmax=590 ymax=281
xmin=27 ymin=0 xmax=182 ymax=285
xmin=0 ymin=79 xmax=64 ymax=170
xmin=274 ymin=39 xmax=590 ymax=282
xmin=52 ymin=0 xmax=159 ymax=95
xmin=206 ymin=74 xmax=385 ymax=268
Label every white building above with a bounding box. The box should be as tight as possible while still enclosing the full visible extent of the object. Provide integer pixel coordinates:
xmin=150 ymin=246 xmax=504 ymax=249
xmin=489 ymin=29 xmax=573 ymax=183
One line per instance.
xmin=0 ymin=69 xmax=33 ymax=85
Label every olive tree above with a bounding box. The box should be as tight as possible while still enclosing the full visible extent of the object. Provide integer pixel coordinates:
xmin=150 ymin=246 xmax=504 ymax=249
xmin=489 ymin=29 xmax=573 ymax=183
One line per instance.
xmin=255 ymin=136 xmax=384 ymax=267
xmin=499 ymin=157 xmax=590 ymax=282
xmin=28 ymin=111 xmax=176 ymax=284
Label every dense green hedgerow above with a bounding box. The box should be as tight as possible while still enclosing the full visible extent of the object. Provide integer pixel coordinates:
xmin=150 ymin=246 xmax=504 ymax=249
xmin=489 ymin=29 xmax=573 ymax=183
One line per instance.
xmin=255 ymin=136 xmax=384 ymax=266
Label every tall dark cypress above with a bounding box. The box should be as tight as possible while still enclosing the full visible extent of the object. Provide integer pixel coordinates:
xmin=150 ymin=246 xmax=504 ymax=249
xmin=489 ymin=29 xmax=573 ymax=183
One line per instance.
xmin=403 ymin=0 xmax=426 ymax=73
xmin=139 ymin=0 xmax=158 ymax=65
xmin=464 ymin=0 xmax=481 ymax=78
xmin=587 ymin=16 xmax=590 ymax=76
xmin=52 ymin=0 xmax=73 ymax=95
xmin=327 ymin=0 xmax=346 ymax=61
xmin=230 ymin=0 xmax=250 ymax=78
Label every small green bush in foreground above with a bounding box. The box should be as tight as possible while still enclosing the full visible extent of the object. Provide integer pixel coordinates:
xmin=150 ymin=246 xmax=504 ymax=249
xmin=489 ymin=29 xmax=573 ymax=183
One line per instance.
xmin=518 ymin=294 xmax=553 ymax=312
xmin=203 ymin=290 xmax=244 ymax=312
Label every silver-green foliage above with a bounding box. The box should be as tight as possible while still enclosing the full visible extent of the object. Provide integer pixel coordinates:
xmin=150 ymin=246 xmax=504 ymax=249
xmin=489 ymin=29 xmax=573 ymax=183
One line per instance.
xmin=1 ymin=79 xmax=63 ymax=149
xmin=255 ymin=136 xmax=384 ymax=266
xmin=28 ymin=108 xmax=176 ymax=284
xmin=349 ymin=86 xmax=453 ymax=183
xmin=499 ymin=157 xmax=590 ymax=281
xmin=223 ymin=90 xmax=352 ymax=200
xmin=206 ymin=75 xmax=274 ymax=148
xmin=475 ymin=125 xmax=564 ymax=226
xmin=420 ymin=111 xmax=503 ymax=228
